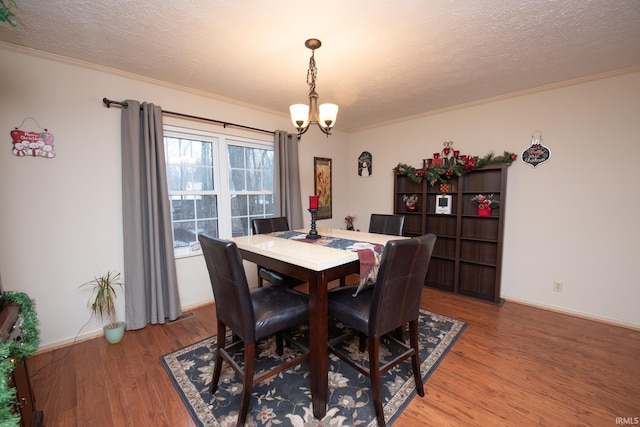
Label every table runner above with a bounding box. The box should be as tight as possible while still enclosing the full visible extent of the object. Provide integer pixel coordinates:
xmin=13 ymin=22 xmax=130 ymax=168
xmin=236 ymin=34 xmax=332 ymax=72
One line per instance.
xmin=269 ymin=230 xmax=384 ymax=295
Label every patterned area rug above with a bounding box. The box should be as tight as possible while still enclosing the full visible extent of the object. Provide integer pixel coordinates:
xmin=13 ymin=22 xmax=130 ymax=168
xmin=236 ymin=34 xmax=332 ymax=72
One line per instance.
xmin=161 ymin=309 xmax=465 ymax=426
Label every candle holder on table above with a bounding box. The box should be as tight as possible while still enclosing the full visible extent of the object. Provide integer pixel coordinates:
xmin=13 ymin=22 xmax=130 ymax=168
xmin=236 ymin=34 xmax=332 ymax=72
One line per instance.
xmin=307 ymin=208 xmax=321 ymax=239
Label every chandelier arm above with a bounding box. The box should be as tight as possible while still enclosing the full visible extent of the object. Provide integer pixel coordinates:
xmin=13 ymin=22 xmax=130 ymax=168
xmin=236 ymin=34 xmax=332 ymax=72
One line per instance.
xmin=315 ymin=122 xmax=331 ymax=137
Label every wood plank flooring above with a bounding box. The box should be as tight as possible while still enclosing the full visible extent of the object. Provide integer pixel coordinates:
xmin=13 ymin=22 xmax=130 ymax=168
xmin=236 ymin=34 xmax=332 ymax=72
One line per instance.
xmin=27 ymin=288 xmax=640 ymax=426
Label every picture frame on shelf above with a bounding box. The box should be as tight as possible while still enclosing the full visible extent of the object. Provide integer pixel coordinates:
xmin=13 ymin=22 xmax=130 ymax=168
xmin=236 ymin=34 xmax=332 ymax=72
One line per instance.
xmin=435 ymin=195 xmax=452 ymax=214
xmin=314 ymin=157 xmax=332 ymax=220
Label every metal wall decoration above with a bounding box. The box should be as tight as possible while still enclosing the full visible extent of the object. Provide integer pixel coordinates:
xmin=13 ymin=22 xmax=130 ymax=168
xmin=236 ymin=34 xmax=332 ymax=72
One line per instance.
xmin=314 ymin=157 xmax=332 ymax=220
xmin=522 ymin=131 xmax=550 ymax=168
xmin=357 ymin=151 xmax=372 ymax=177
xmin=10 ymin=117 xmax=56 ymax=158
xmin=423 ymin=141 xmax=461 ymax=169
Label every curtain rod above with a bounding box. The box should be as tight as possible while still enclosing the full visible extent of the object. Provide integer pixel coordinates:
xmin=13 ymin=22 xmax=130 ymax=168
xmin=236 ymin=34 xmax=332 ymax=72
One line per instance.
xmin=102 ymin=97 xmax=275 ymax=136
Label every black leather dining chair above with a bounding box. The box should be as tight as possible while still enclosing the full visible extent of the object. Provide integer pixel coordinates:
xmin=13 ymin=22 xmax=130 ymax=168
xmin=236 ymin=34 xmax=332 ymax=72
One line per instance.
xmin=327 ymin=233 xmax=437 ymax=427
xmin=368 ymin=214 xmax=405 ymax=236
xmin=252 ymin=217 xmax=305 ymax=289
xmin=198 ymin=234 xmax=310 ymax=427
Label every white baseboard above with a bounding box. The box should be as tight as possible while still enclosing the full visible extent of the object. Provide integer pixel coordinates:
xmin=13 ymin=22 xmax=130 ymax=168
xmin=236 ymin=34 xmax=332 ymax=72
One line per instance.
xmin=504 ymin=296 xmax=640 ymax=331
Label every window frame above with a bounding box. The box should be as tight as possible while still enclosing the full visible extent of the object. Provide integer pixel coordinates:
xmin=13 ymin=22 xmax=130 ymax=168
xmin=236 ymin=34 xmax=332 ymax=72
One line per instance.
xmin=164 ymin=125 xmax=275 ymax=258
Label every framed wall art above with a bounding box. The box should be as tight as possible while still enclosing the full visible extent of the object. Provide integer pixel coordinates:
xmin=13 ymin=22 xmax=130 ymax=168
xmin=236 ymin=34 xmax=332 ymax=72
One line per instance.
xmin=313 ymin=157 xmax=332 ymax=220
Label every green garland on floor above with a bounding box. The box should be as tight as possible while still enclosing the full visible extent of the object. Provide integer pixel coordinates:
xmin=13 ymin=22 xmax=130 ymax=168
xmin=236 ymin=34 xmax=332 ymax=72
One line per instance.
xmin=393 ymin=151 xmax=518 ymax=185
xmin=0 ymin=292 xmax=40 ymax=427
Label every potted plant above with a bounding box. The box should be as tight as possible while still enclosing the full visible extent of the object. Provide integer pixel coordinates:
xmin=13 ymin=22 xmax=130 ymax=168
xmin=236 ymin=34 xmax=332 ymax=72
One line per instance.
xmin=80 ymin=270 xmax=125 ymax=344
xmin=471 ymin=193 xmax=499 ymax=216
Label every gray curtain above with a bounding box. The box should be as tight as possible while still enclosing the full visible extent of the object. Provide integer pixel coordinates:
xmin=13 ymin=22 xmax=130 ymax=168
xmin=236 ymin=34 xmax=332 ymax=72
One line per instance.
xmin=121 ymin=100 xmax=182 ymax=330
xmin=273 ymin=130 xmax=303 ymax=229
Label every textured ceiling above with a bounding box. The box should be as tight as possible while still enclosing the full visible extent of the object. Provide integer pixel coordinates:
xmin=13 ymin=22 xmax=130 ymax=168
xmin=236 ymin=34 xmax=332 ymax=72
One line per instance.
xmin=1 ymin=0 xmax=640 ymax=132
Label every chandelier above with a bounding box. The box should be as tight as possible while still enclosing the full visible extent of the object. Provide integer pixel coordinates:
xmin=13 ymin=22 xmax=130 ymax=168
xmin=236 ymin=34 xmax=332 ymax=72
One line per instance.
xmin=290 ymin=39 xmax=339 ymax=139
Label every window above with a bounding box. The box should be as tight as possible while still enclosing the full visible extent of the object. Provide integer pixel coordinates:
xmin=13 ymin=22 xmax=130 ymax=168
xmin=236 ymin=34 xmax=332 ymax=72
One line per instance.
xmin=164 ymin=126 xmax=274 ymax=257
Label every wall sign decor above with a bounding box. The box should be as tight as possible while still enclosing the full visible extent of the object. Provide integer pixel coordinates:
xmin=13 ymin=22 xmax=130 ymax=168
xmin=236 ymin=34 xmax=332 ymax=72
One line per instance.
xmin=10 ymin=117 xmax=55 ymax=158
xmin=314 ymin=157 xmax=332 ymax=220
xmin=357 ymin=151 xmax=372 ymax=177
xmin=522 ymin=131 xmax=550 ymax=168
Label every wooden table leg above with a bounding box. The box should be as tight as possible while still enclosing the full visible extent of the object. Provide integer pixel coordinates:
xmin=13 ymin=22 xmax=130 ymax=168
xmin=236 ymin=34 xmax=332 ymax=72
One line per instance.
xmin=307 ymin=272 xmax=328 ymax=419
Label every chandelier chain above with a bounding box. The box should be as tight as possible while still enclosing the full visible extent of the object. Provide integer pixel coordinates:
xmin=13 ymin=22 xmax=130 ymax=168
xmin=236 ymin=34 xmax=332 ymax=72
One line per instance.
xmin=306 ymin=50 xmax=317 ymax=94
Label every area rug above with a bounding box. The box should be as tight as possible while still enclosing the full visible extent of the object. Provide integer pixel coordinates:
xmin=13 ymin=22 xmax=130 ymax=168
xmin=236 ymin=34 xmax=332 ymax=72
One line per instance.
xmin=161 ymin=309 xmax=466 ymax=426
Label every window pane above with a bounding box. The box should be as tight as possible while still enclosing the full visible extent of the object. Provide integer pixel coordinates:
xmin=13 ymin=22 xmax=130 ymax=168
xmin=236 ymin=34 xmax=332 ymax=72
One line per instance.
xmin=194 ymin=166 xmax=214 ymax=191
xmin=167 ymin=165 xmax=183 ymax=192
xmin=231 ymin=217 xmax=248 ymax=237
xmin=262 ymin=170 xmax=273 ymax=192
xmin=246 ymin=169 xmax=262 ymax=191
xmin=166 ymin=138 xmax=214 ymax=192
xmin=229 ymin=169 xmax=245 ymax=191
xmin=171 ymin=198 xmax=195 ymax=221
xmin=231 ymin=195 xmax=248 ymax=216
xmin=173 ymin=222 xmax=196 ymax=248
xmin=264 ymin=194 xmax=274 ymax=215
xmin=196 ymin=195 xmax=217 ymax=219
xmin=228 ymin=145 xmax=244 ymax=168
xmin=249 ymin=195 xmax=264 ymax=215
xmin=198 ymin=219 xmax=218 ymax=238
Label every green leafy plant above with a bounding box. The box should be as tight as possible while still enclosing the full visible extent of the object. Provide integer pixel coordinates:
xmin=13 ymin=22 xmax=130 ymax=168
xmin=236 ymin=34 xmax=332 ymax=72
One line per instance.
xmin=393 ymin=151 xmax=518 ymax=185
xmin=0 ymin=0 xmax=18 ymax=28
xmin=0 ymin=291 xmax=40 ymax=427
xmin=80 ymin=271 xmax=124 ymax=327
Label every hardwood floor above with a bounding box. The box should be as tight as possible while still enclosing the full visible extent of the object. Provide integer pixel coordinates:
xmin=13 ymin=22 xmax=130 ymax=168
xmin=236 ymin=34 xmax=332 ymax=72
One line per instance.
xmin=27 ymin=288 xmax=640 ymax=426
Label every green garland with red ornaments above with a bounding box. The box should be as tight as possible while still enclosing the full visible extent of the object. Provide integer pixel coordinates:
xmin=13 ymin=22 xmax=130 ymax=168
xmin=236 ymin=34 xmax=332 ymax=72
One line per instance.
xmin=0 ymin=291 xmax=40 ymax=427
xmin=393 ymin=151 xmax=518 ymax=185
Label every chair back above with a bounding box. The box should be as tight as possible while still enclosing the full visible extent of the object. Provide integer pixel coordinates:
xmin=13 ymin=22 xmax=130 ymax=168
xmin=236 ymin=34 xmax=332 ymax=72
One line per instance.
xmin=368 ymin=234 xmax=436 ymax=337
xmin=198 ymin=234 xmax=256 ymax=343
xmin=368 ymin=214 xmax=405 ymax=236
xmin=252 ymin=217 xmax=290 ymax=235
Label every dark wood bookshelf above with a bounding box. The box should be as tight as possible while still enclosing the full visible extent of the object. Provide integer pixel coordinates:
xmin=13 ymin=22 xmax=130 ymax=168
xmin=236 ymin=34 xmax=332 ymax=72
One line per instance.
xmin=394 ymin=164 xmax=508 ymax=304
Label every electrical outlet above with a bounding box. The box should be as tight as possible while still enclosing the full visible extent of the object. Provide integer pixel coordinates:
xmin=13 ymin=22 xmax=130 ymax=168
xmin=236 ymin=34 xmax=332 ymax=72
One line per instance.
xmin=553 ymin=280 xmax=563 ymax=292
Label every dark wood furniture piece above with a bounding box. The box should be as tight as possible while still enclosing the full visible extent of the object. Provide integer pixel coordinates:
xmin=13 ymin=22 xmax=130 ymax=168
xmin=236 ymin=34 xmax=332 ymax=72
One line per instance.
xmin=0 ymin=300 xmax=44 ymax=427
xmin=394 ymin=164 xmax=508 ymax=304
xmin=368 ymin=214 xmax=405 ymax=236
xmin=198 ymin=234 xmax=310 ymax=427
xmin=327 ymin=234 xmax=437 ymax=427
xmin=231 ymin=228 xmax=402 ymax=420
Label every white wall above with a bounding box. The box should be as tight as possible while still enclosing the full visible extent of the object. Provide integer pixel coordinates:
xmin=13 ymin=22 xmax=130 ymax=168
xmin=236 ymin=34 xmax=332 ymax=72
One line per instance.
xmin=347 ymin=70 xmax=640 ymax=328
xmin=0 ymin=45 xmax=349 ymax=349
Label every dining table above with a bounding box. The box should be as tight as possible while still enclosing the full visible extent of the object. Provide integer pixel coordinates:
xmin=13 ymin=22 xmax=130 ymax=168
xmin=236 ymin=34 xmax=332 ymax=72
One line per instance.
xmin=231 ymin=227 xmax=406 ymax=420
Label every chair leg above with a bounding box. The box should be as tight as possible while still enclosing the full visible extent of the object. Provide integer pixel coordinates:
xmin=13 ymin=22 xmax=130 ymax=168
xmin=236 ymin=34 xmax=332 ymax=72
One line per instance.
xmin=211 ymin=320 xmax=226 ymax=394
xmin=392 ymin=325 xmax=405 ymax=342
xmin=257 ymin=265 xmax=263 ymax=287
xmin=409 ymin=319 xmax=424 ymax=397
xmin=368 ymin=336 xmax=386 ymax=427
xmin=237 ymin=342 xmax=256 ymax=427
xmin=358 ymin=333 xmax=366 ymax=352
